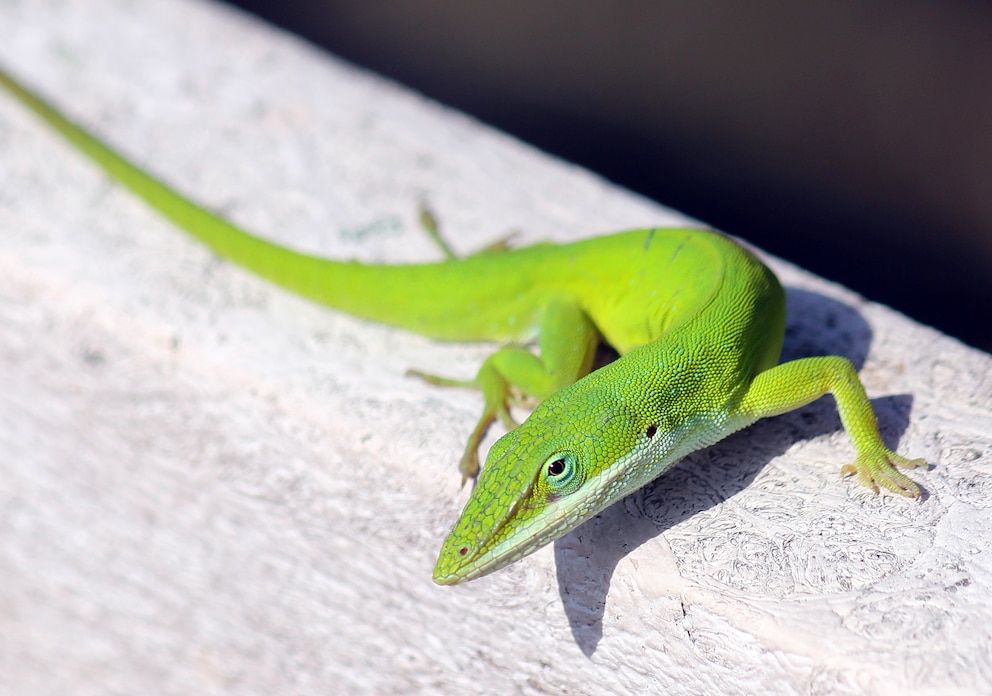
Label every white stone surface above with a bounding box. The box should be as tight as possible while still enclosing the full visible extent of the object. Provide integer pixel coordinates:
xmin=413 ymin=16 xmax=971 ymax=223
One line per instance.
xmin=1 ymin=1 xmax=990 ymax=694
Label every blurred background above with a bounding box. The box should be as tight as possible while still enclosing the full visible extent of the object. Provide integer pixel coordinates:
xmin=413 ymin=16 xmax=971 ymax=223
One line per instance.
xmin=224 ymin=1 xmax=992 ymax=353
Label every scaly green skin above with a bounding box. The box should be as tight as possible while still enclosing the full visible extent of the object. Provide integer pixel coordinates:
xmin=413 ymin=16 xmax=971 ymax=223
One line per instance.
xmin=0 ymin=66 xmax=927 ymax=586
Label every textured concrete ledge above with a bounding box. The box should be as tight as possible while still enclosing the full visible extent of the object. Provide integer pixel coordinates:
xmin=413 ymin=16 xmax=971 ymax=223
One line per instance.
xmin=1 ymin=1 xmax=990 ymax=694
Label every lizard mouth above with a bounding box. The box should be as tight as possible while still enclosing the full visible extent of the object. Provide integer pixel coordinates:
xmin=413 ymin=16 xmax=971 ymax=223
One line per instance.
xmin=432 ymin=472 xmax=616 ymax=585
xmin=432 ymin=485 xmax=534 ymax=585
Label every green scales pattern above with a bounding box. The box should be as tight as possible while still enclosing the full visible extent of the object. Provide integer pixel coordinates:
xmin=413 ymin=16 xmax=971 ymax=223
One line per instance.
xmin=0 ymin=65 xmax=925 ymax=586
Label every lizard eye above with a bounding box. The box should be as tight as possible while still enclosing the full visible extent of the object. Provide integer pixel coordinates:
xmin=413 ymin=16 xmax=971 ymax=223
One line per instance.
xmin=547 ymin=457 xmax=568 ymax=477
xmin=541 ymin=453 xmax=581 ymax=495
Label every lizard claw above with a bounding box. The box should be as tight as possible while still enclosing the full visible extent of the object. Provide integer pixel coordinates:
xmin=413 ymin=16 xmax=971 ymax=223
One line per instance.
xmin=840 ymin=449 xmax=926 ymax=498
xmin=458 ymin=448 xmax=480 ymax=488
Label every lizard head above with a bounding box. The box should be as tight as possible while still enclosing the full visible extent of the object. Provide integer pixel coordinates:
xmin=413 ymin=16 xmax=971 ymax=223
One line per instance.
xmin=432 ymin=381 xmax=668 ymax=585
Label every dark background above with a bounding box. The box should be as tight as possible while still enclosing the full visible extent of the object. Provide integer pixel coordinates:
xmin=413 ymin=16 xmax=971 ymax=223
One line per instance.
xmin=223 ymin=1 xmax=992 ymax=353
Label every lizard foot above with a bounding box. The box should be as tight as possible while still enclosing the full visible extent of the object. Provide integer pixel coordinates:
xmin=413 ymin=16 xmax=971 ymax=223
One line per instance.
xmin=840 ymin=449 xmax=927 ymax=498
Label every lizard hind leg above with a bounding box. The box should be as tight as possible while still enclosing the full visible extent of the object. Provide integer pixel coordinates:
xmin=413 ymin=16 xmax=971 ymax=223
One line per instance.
xmin=418 ymin=204 xmax=459 ymax=261
xmin=418 ymin=203 xmax=518 ymax=261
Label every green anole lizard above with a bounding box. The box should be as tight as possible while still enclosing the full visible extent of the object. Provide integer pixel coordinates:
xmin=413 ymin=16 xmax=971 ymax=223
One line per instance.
xmin=0 ymin=65 xmax=926 ymax=586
